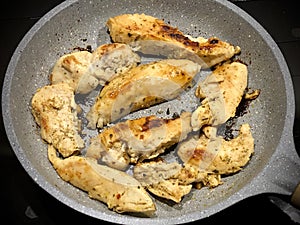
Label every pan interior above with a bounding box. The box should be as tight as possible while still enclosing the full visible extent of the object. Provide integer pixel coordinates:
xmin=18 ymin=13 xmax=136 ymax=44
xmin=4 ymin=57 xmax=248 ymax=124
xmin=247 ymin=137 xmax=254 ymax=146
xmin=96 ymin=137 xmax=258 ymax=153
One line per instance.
xmin=2 ymin=0 xmax=292 ymax=223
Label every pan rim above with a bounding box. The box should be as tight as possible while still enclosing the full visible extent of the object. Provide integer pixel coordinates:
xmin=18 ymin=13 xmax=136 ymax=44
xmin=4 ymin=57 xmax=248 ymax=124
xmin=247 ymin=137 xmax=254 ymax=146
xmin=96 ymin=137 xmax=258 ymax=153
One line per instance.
xmin=1 ymin=0 xmax=297 ymax=224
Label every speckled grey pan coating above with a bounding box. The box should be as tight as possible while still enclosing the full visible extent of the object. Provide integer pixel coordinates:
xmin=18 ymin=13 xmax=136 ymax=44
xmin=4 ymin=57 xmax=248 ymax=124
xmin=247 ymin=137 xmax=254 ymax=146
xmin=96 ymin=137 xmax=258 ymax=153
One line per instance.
xmin=2 ymin=0 xmax=300 ymax=224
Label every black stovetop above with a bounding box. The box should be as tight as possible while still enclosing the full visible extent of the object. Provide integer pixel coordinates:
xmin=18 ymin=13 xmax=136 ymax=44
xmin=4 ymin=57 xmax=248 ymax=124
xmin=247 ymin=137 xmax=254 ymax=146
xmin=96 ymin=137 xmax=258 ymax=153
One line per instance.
xmin=1 ymin=1 xmax=300 ymax=224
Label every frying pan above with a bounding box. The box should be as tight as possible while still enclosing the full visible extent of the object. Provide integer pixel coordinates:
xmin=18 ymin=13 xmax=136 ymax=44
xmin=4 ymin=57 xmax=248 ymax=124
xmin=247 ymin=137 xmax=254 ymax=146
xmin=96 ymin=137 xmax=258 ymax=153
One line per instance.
xmin=2 ymin=0 xmax=300 ymax=224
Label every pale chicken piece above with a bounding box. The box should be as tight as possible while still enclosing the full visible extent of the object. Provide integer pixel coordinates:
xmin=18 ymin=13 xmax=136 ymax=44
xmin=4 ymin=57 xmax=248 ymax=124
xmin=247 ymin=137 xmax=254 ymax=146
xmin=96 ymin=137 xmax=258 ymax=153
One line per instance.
xmin=177 ymin=123 xmax=254 ymax=175
xmin=106 ymin=13 xmax=240 ymax=68
xmin=86 ymin=59 xmax=200 ymax=129
xmin=50 ymin=43 xmax=140 ymax=94
xmin=86 ymin=111 xmax=192 ymax=171
xmin=31 ymin=83 xmax=84 ymax=157
xmin=89 ymin=43 xmax=141 ymax=85
xmin=133 ymin=160 xmax=192 ymax=203
xmin=47 ymin=145 xmax=155 ymax=214
xmin=191 ymin=61 xmax=248 ymax=131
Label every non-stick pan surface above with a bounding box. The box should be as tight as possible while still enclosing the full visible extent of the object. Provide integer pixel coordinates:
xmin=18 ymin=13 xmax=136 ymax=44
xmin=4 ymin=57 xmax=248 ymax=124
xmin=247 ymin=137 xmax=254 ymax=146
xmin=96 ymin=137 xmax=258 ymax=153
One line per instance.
xmin=2 ymin=0 xmax=300 ymax=224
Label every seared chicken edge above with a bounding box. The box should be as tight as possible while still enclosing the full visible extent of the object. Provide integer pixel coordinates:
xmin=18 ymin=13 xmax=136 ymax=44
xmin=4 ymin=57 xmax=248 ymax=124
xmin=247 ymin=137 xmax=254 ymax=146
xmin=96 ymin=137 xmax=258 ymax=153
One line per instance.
xmin=178 ymin=123 xmax=254 ymax=175
xmin=86 ymin=59 xmax=200 ymax=129
xmin=133 ymin=123 xmax=254 ymax=202
xmin=31 ymin=83 xmax=84 ymax=158
xmin=48 ymin=145 xmax=156 ymax=214
xmin=191 ymin=61 xmax=248 ymax=131
xmin=106 ymin=13 xmax=241 ymax=68
xmin=86 ymin=111 xmax=192 ymax=171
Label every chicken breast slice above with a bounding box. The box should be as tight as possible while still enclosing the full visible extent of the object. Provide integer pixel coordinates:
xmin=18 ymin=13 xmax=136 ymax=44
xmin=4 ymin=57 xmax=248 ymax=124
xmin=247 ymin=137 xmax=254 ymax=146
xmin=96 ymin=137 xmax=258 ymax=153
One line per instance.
xmin=31 ymin=83 xmax=84 ymax=157
xmin=50 ymin=43 xmax=140 ymax=94
xmin=86 ymin=59 xmax=200 ymax=129
xmin=89 ymin=43 xmax=141 ymax=85
xmin=47 ymin=145 xmax=155 ymax=214
xmin=133 ymin=160 xmax=192 ymax=203
xmin=191 ymin=61 xmax=248 ymax=131
xmin=106 ymin=13 xmax=240 ymax=68
xmin=128 ymin=124 xmax=254 ymax=202
xmin=133 ymin=159 xmax=222 ymax=201
xmin=177 ymin=164 xmax=222 ymax=188
xmin=177 ymin=123 xmax=254 ymax=175
xmin=86 ymin=111 xmax=192 ymax=171
xmin=49 ymin=50 xmax=96 ymax=94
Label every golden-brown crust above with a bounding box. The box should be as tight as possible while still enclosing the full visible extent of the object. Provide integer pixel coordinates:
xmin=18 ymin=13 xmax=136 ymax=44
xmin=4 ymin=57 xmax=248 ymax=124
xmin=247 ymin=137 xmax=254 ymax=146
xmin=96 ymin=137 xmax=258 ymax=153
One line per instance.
xmin=106 ymin=13 xmax=241 ymax=68
xmin=86 ymin=112 xmax=192 ymax=170
xmin=178 ymin=123 xmax=254 ymax=175
xmin=191 ymin=61 xmax=248 ymax=131
xmin=48 ymin=145 xmax=156 ymax=213
xmin=86 ymin=59 xmax=199 ymax=129
xmin=49 ymin=51 xmax=95 ymax=94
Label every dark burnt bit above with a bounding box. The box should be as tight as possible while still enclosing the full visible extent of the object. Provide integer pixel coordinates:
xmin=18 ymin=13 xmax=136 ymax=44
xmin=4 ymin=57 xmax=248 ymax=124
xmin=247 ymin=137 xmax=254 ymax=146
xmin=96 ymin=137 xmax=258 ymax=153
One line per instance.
xmin=235 ymin=90 xmax=253 ymax=117
xmin=166 ymin=108 xmax=170 ymax=115
xmin=220 ymin=89 xmax=260 ymax=140
xmin=209 ymin=38 xmax=219 ymax=44
xmin=141 ymin=117 xmax=164 ymax=132
xmin=73 ymin=45 xmax=92 ymax=53
xmin=170 ymin=33 xmax=199 ymax=48
xmin=199 ymin=38 xmax=221 ymax=51
xmin=164 ymin=114 xmax=179 ymax=124
xmin=86 ymin=45 xmax=92 ymax=52
xmin=183 ymin=40 xmax=200 ymax=48
xmin=191 ymin=149 xmax=207 ymax=161
xmin=116 ymin=193 xmax=121 ymax=199
xmin=160 ymin=25 xmax=201 ymax=49
xmin=161 ymin=25 xmax=173 ymax=32
xmin=222 ymin=117 xmax=238 ymax=141
xmin=161 ymin=26 xmax=189 ymax=39
xmin=168 ymin=32 xmax=188 ymax=41
xmin=172 ymin=112 xmax=180 ymax=119
xmin=234 ymin=58 xmax=248 ymax=66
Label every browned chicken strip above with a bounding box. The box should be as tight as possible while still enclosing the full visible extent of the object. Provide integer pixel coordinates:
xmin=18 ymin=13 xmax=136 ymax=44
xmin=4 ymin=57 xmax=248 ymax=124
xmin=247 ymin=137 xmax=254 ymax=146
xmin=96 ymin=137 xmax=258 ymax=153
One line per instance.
xmin=86 ymin=111 xmax=192 ymax=171
xmin=86 ymin=59 xmax=200 ymax=129
xmin=31 ymin=83 xmax=84 ymax=157
xmin=50 ymin=43 xmax=140 ymax=94
xmin=191 ymin=61 xmax=248 ymax=131
xmin=106 ymin=13 xmax=240 ymax=68
xmin=137 ymin=123 xmax=254 ymax=198
xmin=133 ymin=158 xmax=223 ymax=202
xmin=48 ymin=145 xmax=156 ymax=214
xmin=177 ymin=164 xmax=222 ymax=188
xmin=178 ymin=123 xmax=254 ymax=175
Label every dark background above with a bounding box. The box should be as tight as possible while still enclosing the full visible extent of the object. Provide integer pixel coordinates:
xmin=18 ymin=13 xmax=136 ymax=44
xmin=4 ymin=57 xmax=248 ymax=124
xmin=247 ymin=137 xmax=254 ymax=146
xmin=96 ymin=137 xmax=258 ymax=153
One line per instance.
xmin=0 ymin=0 xmax=300 ymax=224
